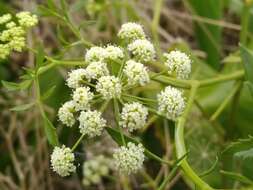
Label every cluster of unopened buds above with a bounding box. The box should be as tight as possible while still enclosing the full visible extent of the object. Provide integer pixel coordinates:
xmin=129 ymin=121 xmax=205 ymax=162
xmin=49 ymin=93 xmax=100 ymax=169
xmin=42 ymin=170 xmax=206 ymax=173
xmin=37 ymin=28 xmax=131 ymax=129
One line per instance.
xmin=51 ymin=22 xmax=192 ymax=181
xmin=0 ymin=12 xmax=38 ymax=59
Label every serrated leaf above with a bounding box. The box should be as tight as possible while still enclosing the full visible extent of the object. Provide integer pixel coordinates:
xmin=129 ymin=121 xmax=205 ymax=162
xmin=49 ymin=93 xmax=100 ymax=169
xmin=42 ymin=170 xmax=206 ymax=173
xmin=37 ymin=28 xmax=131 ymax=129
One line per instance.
xmin=240 ymin=44 xmax=253 ymax=83
xmin=10 ymin=102 xmax=34 ymax=112
xmin=42 ymin=115 xmax=59 ymax=146
xmin=2 ymin=80 xmax=32 ymax=91
xmin=234 ymin=148 xmax=253 ymax=160
xmin=220 ymin=170 xmax=253 ymax=185
xmin=42 ymin=85 xmax=56 ymax=100
xmin=105 ymin=127 xmax=170 ymax=165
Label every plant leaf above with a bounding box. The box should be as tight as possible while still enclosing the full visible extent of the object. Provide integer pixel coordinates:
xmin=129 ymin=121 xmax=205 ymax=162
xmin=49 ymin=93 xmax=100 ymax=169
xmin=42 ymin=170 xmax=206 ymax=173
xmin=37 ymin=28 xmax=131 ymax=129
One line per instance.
xmin=35 ymin=43 xmax=45 ymax=70
xmin=234 ymin=148 xmax=253 ymax=160
xmin=240 ymin=44 xmax=253 ymax=83
xmin=10 ymin=102 xmax=34 ymax=112
xmin=42 ymin=115 xmax=59 ymax=146
xmin=220 ymin=170 xmax=253 ymax=185
xmin=41 ymin=85 xmax=56 ymax=100
xmin=244 ymin=81 xmax=253 ymax=97
xmin=2 ymin=80 xmax=32 ymax=91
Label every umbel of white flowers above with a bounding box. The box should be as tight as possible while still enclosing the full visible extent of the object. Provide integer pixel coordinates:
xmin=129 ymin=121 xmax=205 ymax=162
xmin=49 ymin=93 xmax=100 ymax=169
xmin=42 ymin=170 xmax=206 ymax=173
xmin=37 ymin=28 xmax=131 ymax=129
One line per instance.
xmin=157 ymin=86 xmax=185 ymax=120
xmin=53 ymin=21 xmax=191 ymax=177
xmin=0 ymin=12 xmax=38 ymax=59
xmin=113 ymin=142 xmax=145 ymax=174
xmin=120 ymin=102 xmax=148 ymax=132
xmin=82 ymin=155 xmax=112 ymax=186
xmin=51 ymin=145 xmax=76 ymax=177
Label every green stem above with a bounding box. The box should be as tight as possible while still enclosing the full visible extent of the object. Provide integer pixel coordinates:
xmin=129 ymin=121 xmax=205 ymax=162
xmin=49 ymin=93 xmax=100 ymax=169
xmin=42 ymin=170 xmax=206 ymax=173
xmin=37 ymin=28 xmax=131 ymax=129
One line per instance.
xmin=175 ymin=82 xmax=214 ymax=190
xmin=199 ymin=70 xmax=244 ymax=87
xmin=113 ymin=98 xmax=126 ymax=146
xmin=157 ymin=166 xmax=179 ymax=190
xmin=240 ymin=2 xmax=251 ymax=45
xmin=71 ymin=134 xmax=85 ymax=151
xmin=151 ymin=0 xmax=164 ymax=59
xmin=122 ymin=94 xmax=157 ymax=103
xmin=210 ymin=81 xmax=242 ymax=121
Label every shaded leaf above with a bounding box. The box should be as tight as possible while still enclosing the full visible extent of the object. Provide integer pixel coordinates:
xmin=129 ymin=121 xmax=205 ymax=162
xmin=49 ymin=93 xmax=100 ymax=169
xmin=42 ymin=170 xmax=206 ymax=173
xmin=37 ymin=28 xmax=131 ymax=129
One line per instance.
xmin=10 ymin=102 xmax=34 ymax=112
xmin=240 ymin=44 xmax=253 ymax=83
xmin=42 ymin=85 xmax=56 ymax=100
xmin=2 ymin=80 xmax=32 ymax=91
xmin=43 ymin=115 xmax=59 ymax=146
xmin=220 ymin=170 xmax=253 ymax=185
xmin=35 ymin=43 xmax=45 ymax=70
xmin=235 ymin=148 xmax=253 ymax=160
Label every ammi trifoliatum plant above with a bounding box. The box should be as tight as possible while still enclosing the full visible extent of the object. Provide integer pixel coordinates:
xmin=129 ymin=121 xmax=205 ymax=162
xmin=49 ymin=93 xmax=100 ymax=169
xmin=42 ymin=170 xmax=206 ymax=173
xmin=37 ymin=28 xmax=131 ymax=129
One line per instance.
xmin=50 ymin=21 xmax=192 ymax=181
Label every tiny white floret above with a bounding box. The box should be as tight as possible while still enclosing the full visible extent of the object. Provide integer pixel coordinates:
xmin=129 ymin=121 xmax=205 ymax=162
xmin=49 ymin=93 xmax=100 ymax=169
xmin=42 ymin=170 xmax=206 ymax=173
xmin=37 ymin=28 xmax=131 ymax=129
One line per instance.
xmin=96 ymin=76 xmax=122 ymax=99
xmin=84 ymin=61 xmax=109 ymax=81
xmin=51 ymin=145 xmax=76 ymax=177
xmin=113 ymin=142 xmax=145 ymax=174
xmin=128 ymin=39 xmax=155 ymax=63
xmin=78 ymin=110 xmax=106 ymax=138
xmin=123 ymin=60 xmax=150 ymax=86
xmin=118 ymin=22 xmax=146 ymax=42
xmin=58 ymin=100 xmax=76 ymax=127
xmin=157 ymin=86 xmax=185 ymax=120
xmin=120 ymin=102 xmax=148 ymax=132
xmin=105 ymin=45 xmax=124 ymax=61
xmin=163 ymin=50 xmax=191 ymax=79
xmin=66 ymin=69 xmax=86 ymax=89
xmin=73 ymin=87 xmax=94 ymax=111
xmin=85 ymin=46 xmax=107 ymax=63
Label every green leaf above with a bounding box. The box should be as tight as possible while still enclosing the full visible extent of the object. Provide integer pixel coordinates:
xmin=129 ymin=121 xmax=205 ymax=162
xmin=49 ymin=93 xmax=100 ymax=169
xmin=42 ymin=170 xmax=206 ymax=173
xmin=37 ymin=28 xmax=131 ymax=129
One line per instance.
xmin=41 ymin=85 xmax=56 ymax=100
xmin=240 ymin=44 xmax=253 ymax=83
xmin=186 ymin=0 xmax=223 ymax=69
xmin=220 ymin=170 xmax=253 ymax=185
xmin=47 ymin=0 xmax=56 ymax=11
xmin=10 ymin=102 xmax=34 ymax=112
xmin=244 ymin=81 xmax=253 ymax=97
xmin=2 ymin=80 xmax=32 ymax=91
xmin=105 ymin=127 xmax=170 ymax=165
xmin=222 ymin=136 xmax=253 ymax=155
xmin=35 ymin=43 xmax=45 ymax=70
xmin=42 ymin=115 xmax=59 ymax=146
xmin=234 ymin=148 xmax=253 ymax=160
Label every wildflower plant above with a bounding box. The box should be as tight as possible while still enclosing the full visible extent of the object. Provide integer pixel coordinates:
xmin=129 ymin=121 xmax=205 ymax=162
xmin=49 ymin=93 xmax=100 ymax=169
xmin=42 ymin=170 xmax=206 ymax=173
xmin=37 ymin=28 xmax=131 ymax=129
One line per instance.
xmin=2 ymin=4 xmax=250 ymax=190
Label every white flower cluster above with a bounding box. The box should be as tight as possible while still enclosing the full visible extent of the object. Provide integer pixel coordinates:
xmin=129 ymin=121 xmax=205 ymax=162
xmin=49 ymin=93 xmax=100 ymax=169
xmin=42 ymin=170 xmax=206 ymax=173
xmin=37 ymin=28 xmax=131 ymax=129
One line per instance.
xmin=73 ymin=87 xmax=94 ymax=111
xmin=128 ymin=39 xmax=155 ymax=63
xmin=58 ymin=101 xmax=76 ymax=127
xmin=79 ymin=110 xmax=106 ymax=138
xmin=84 ymin=61 xmax=109 ymax=81
xmin=120 ymin=102 xmax=148 ymax=132
xmin=82 ymin=155 xmax=111 ymax=186
xmin=118 ymin=22 xmax=146 ymax=42
xmin=123 ymin=60 xmax=150 ymax=86
xmin=66 ymin=69 xmax=86 ymax=89
xmin=105 ymin=45 xmax=124 ymax=61
xmin=85 ymin=45 xmax=124 ymax=64
xmin=16 ymin=11 xmax=38 ymax=28
xmin=96 ymin=76 xmax=122 ymax=99
xmin=51 ymin=145 xmax=76 ymax=177
xmin=0 ymin=12 xmax=38 ymax=59
xmin=157 ymin=86 xmax=185 ymax=120
xmin=113 ymin=142 xmax=145 ymax=174
xmin=54 ymin=22 xmax=193 ymax=178
xmin=163 ymin=50 xmax=191 ymax=79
